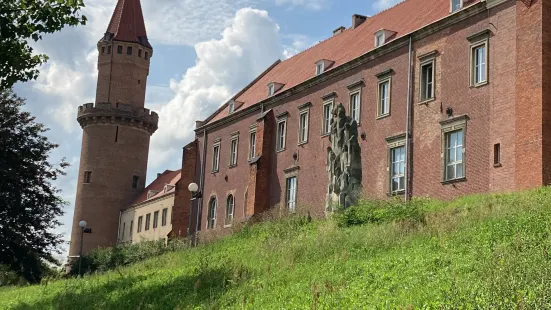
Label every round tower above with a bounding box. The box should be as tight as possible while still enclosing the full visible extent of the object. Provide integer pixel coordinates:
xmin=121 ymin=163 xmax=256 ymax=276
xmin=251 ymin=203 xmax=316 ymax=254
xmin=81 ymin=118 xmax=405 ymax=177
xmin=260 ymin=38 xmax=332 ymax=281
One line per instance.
xmin=69 ymin=0 xmax=157 ymax=256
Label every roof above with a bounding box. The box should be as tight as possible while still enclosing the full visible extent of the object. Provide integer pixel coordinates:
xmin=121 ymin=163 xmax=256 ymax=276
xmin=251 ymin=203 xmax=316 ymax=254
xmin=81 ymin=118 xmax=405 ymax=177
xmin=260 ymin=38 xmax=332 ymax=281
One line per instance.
xmin=130 ymin=170 xmax=181 ymax=206
xmin=106 ymin=0 xmax=151 ymax=48
xmin=205 ymin=0 xmax=479 ymax=125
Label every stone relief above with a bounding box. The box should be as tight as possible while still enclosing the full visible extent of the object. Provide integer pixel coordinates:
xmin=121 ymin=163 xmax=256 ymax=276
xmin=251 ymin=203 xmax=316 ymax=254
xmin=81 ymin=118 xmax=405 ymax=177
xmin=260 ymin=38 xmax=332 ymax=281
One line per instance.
xmin=326 ymin=102 xmax=362 ymax=213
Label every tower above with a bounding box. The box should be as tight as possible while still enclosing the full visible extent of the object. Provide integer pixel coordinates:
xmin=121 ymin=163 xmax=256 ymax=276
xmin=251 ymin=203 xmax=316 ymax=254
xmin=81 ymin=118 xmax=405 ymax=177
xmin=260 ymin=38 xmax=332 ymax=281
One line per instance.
xmin=69 ymin=0 xmax=158 ymax=257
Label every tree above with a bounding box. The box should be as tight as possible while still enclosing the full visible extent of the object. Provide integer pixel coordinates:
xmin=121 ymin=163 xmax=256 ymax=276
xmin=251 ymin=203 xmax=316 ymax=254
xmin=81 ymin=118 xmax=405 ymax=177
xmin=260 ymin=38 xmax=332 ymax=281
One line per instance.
xmin=0 ymin=89 xmax=69 ymax=283
xmin=0 ymin=0 xmax=87 ymax=90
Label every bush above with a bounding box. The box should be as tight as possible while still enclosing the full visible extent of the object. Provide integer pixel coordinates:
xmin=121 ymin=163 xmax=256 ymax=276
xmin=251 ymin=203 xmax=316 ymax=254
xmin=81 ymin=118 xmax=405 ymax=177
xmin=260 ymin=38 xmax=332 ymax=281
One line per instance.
xmin=333 ymin=197 xmax=429 ymax=227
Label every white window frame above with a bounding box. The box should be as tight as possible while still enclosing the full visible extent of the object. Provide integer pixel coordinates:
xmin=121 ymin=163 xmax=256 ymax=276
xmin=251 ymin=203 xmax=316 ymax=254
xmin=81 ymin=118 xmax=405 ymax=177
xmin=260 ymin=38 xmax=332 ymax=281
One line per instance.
xmin=440 ymin=116 xmax=467 ymax=183
xmin=229 ymin=135 xmax=238 ymax=167
xmin=249 ymin=129 xmax=256 ymax=160
xmin=470 ymin=40 xmax=488 ymax=87
xmin=268 ymin=83 xmax=275 ymax=96
xmin=322 ymin=100 xmax=334 ymax=135
xmin=444 ymin=130 xmax=465 ymax=181
xmin=390 ymin=145 xmax=406 ymax=194
xmin=225 ymin=195 xmax=234 ymax=227
xmin=451 ymin=0 xmax=463 ymax=12
xmin=228 ymin=101 xmax=235 ymax=114
xmin=207 ymin=197 xmax=217 ymax=229
xmin=212 ymin=142 xmax=220 ymax=172
xmin=349 ymin=90 xmax=361 ymax=123
xmin=375 ymin=32 xmax=385 ymax=47
xmin=161 ymin=208 xmax=168 ymax=226
xmin=298 ymin=109 xmax=309 ymax=144
xmin=286 ymin=176 xmax=297 ymax=212
xmin=276 ymin=119 xmax=287 ymax=151
xmin=316 ymin=61 xmax=325 ymax=75
xmin=377 ymin=78 xmax=391 ymax=118
xmin=420 ymin=59 xmax=435 ymax=102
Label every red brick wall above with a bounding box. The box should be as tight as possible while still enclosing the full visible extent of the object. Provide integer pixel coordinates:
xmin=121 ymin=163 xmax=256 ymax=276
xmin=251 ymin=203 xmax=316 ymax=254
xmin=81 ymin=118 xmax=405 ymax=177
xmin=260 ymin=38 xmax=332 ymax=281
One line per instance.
xmin=171 ymin=140 xmax=198 ymax=238
xmin=541 ymin=0 xmax=551 ymax=184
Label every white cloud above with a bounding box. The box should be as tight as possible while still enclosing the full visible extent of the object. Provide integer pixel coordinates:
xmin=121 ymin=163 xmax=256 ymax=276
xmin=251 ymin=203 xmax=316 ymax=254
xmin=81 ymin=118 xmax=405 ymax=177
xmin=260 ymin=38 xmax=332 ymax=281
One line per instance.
xmin=149 ymin=8 xmax=283 ymax=168
xmin=274 ymin=0 xmax=329 ymax=10
xmin=372 ymin=0 xmax=403 ymax=11
xmin=282 ymin=34 xmax=318 ymax=59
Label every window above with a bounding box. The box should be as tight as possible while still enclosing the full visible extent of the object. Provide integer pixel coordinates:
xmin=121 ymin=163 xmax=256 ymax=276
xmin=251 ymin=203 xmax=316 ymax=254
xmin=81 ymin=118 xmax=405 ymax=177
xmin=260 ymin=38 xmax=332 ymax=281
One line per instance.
xmin=145 ymin=213 xmax=151 ymax=231
xmin=286 ymin=176 xmax=297 ymax=212
xmin=299 ymin=110 xmax=309 ymax=144
xmin=121 ymin=223 xmax=126 ymax=240
xmin=390 ymin=146 xmax=406 ymax=193
xmin=138 ymin=49 xmax=142 ymax=57
xmin=445 ymin=130 xmax=464 ymax=181
xmin=83 ymin=171 xmax=92 ymax=183
xmin=212 ymin=142 xmax=220 ymax=172
xmin=137 ymin=216 xmax=143 ymax=232
xmin=471 ymin=42 xmax=487 ymax=86
xmin=377 ymin=79 xmax=391 ymax=117
xmin=420 ymin=60 xmax=435 ymax=102
xmin=117 ymin=45 xmax=123 ymax=54
xmin=207 ymin=198 xmax=217 ymax=229
xmin=162 ymin=208 xmax=168 ymax=226
xmin=494 ymin=143 xmax=501 ymax=166
xmin=229 ymin=137 xmax=238 ymax=166
xmin=276 ymin=119 xmax=287 ymax=151
xmin=322 ymin=101 xmax=333 ymax=135
xmin=107 ymin=45 xmax=111 ymax=54
xmin=129 ymin=220 xmax=133 ymax=237
xmin=127 ymin=46 xmax=132 ymax=55
xmin=102 ymin=47 xmax=105 ymax=54
xmin=451 ymin=0 xmax=462 ymax=12
xmin=153 ymin=211 xmax=159 ymax=229
xmin=375 ymin=33 xmax=385 ymax=47
xmin=228 ymin=101 xmax=235 ymax=114
xmin=132 ymin=175 xmax=139 ymax=189
xmin=249 ymin=130 xmax=256 ymax=159
xmin=349 ymin=91 xmax=360 ymax=123
xmin=268 ymin=83 xmax=275 ymax=96
xmin=316 ymin=62 xmax=324 ymax=75
xmin=145 ymin=51 xmax=149 ymax=60
xmin=225 ymin=195 xmax=234 ymax=226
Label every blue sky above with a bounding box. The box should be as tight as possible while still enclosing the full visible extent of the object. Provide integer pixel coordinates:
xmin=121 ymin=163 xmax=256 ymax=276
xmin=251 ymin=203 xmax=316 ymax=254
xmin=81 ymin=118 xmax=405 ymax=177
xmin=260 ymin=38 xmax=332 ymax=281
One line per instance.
xmin=13 ymin=0 xmax=401 ymax=259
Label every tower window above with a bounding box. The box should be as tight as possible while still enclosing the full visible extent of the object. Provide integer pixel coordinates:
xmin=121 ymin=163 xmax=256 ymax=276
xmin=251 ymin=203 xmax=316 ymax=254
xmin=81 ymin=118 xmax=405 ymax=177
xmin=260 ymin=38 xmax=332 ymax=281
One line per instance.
xmin=127 ymin=46 xmax=132 ymax=55
xmin=115 ymin=126 xmax=119 ymax=142
xmin=117 ymin=45 xmax=123 ymax=54
xmin=132 ymin=175 xmax=139 ymax=189
xmin=101 ymin=47 xmax=105 ymax=54
xmin=107 ymin=45 xmax=112 ymax=54
xmin=145 ymin=52 xmax=149 ymax=60
xmin=138 ymin=80 xmax=141 ymax=85
xmin=494 ymin=143 xmax=501 ymax=166
xmin=83 ymin=171 xmax=92 ymax=184
xmin=138 ymin=49 xmax=142 ymax=57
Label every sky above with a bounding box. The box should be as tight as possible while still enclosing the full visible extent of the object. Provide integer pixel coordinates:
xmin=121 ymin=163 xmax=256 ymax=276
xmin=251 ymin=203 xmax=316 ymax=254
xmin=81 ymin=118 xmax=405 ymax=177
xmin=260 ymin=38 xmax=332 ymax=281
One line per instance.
xmin=14 ymin=0 xmax=403 ymax=259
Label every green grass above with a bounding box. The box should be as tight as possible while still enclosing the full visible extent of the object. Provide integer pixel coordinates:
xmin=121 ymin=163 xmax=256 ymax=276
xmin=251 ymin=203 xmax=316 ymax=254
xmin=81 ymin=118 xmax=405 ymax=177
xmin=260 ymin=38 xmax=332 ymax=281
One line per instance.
xmin=3 ymin=187 xmax=551 ymax=309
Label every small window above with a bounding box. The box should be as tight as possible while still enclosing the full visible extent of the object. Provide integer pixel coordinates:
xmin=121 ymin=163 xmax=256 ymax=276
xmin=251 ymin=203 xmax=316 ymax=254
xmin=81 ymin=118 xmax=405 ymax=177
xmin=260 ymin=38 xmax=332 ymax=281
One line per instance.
xmin=83 ymin=171 xmax=92 ymax=183
xmin=494 ymin=143 xmax=501 ymax=166
xmin=138 ymin=49 xmax=142 ymax=57
xmin=132 ymin=175 xmax=139 ymax=189
xmin=117 ymin=45 xmax=123 ymax=54
xmin=299 ymin=110 xmax=309 ymax=144
xmin=286 ymin=176 xmax=297 ymax=212
xmin=121 ymin=223 xmax=125 ymax=240
xmin=101 ymin=46 xmax=105 ymax=54
xmin=268 ymin=83 xmax=275 ymax=96
xmin=129 ymin=220 xmax=133 ymax=237
xmin=153 ymin=211 xmax=159 ymax=229
xmin=420 ymin=60 xmax=435 ymax=102
xmin=316 ymin=62 xmax=324 ymax=75
xmin=137 ymin=216 xmax=143 ymax=232
xmin=375 ymin=33 xmax=385 ymax=47
xmin=349 ymin=91 xmax=360 ymax=123
xmin=162 ymin=208 xmax=168 ymax=226
xmin=249 ymin=130 xmax=256 ymax=159
xmin=322 ymin=101 xmax=333 ymax=135
xmin=107 ymin=45 xmax=112 ymax=54
xmin=212 ymin=143 xmax=220 ymax=172
xmin=127 ymin=46 xmax=133 ymax=55
xmin=390 ymin=145 xmax=406 ymax=193
xmin=207 ymin=198 xmax=217 ymax=229
xmin=229 ymin=137 xmax=238 ymax=166
xmin=145 ymin=213 xmax=151 ymax=231
xmin=377 ymin=79 xmax=391 ymax=118
xmin=444 ymin=130 xmax=464 ymax=181
xmin=225 ymin=195 xmax=234 ymax=226
xmin=471 ymin=41 xmax=487 ymax=86
xmin=276 ymin=119 xmax=287 ymax=151
xmin=228 ymin=101 xmax=235 ymax=114
xmin=145 ymin=51 xmax=149 ymax=60
xmin=451 ymin=0 xmax=462 ymax=12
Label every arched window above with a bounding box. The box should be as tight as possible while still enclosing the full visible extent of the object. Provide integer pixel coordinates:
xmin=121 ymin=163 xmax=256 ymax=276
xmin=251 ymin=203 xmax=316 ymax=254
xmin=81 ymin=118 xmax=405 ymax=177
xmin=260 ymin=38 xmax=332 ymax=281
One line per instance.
xmin=225 ymin=195 xmax=234 ymax=226
xmin=207 ymin=197 xmax=217 ymax=229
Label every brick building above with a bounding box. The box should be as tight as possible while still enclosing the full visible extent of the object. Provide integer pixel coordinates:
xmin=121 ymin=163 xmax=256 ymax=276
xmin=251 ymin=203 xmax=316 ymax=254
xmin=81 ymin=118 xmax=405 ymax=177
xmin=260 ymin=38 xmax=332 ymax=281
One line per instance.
xmin=71 ymin=0 xmax=551 ymax=254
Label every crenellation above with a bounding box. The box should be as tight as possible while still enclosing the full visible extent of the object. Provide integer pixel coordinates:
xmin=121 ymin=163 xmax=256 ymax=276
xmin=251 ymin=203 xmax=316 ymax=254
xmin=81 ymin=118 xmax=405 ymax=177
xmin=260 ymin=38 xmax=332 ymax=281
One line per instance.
xmin=77 ymin=102 xmax=158 ymax=134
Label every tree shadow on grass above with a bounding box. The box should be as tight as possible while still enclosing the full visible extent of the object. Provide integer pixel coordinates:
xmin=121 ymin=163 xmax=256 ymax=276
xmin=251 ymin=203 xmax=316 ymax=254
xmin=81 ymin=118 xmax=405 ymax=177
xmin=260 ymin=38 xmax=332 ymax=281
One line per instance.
xmin=10 ymin=266 xmax=246 ymax=310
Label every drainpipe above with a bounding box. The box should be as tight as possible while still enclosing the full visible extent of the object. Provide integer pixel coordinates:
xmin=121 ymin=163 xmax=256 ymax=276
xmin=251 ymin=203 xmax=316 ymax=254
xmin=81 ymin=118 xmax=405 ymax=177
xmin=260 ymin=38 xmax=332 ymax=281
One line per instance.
xmin=404 ymin=35 xmax=413 ymax=202
xmin=194 ymin=129 xmax=207 ymax=246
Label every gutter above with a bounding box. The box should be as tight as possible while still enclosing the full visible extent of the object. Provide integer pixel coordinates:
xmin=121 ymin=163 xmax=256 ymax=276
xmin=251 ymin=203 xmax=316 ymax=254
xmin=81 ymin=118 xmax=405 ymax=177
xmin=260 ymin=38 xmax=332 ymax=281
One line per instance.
xmin=404 ymin=36 xmax=413 ymax=201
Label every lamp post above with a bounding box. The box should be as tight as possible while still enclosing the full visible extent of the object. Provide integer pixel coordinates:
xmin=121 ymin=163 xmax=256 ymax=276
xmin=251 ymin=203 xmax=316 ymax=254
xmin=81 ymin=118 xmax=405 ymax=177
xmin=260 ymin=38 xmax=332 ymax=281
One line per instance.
xmin=77 ymin=220 xmax=92 ymax=276
xmin=187 ymin=182 xmax=202 ymax=246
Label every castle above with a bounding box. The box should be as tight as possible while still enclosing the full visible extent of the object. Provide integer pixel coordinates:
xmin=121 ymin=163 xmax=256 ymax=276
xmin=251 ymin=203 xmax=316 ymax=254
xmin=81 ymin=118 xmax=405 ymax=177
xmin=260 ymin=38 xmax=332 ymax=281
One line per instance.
xmin=70 ymin=0 xmax=551 ymax=255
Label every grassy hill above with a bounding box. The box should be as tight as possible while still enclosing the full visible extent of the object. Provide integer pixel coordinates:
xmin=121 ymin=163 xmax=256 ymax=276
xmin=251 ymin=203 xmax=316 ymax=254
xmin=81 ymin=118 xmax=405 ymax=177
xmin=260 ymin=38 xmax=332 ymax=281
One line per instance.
xmin=3 ymin=188 xmax=551 ymax=309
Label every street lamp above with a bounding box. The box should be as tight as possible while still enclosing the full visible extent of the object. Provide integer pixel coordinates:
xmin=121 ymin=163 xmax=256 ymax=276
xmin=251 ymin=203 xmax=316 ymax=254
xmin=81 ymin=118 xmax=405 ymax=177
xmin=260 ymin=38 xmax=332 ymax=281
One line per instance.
xmin=78 ymin=220 xmax=92 ymax=276
xmin=188 ymin=183 xmax=202 ymax=246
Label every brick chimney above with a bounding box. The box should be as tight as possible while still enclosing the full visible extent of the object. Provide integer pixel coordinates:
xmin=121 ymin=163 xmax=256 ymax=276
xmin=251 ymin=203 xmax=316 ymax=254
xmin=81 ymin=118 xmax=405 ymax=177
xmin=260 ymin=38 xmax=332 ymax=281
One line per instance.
xmin=352 ymin=14 xmax=368 ymax=29
xmin=333 ymin=26 xmax=345 ymax=36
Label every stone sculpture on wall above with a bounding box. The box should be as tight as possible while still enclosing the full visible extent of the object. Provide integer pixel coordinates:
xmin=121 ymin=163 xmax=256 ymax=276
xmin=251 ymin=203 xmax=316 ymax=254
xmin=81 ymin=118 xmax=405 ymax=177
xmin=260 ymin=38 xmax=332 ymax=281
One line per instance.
xmin=326 ymin=103 xmax=362 ymax=213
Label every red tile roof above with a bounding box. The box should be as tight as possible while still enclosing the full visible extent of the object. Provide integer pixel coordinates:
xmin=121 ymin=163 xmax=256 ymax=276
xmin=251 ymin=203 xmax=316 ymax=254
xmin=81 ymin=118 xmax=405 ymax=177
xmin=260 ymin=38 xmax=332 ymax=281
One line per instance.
xmin=130 ymin=170 xmax=181 ymax=206
xmin=206 ymin=0 xmax=479 ymax=124
xmin=106 ymin=0 xmax=151 ymax=48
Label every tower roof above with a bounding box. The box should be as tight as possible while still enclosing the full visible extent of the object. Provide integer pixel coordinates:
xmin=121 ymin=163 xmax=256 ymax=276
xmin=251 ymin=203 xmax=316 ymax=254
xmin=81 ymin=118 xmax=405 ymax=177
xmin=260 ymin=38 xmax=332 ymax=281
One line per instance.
xmin=105 ymin=0 xmax=151 ymax=48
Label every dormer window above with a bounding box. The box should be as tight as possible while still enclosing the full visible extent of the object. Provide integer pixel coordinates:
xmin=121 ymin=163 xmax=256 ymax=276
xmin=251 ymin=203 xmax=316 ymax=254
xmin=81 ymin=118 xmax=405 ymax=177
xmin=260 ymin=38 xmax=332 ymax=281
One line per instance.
xmin=163 ymin=184 xmax=175 ymax=193
xmin=228 ymin=101 xmax=235 ymax=114
xmin=147 ymin=190 xmax=160 ymax=200
xmin=375 ymin=32 xmax=385 ymax=47
xmin=316 ymin=62 xmax=325 ymax=76
xmin=374 ymin=29 xmax=397 ymax=48
xmin=451 ymin=0 xmax=462 ymax=12
xmin=315 ymin=59 xmax=335 ymax=76
xmin=268 ymin=83 xmax=275 ymax=96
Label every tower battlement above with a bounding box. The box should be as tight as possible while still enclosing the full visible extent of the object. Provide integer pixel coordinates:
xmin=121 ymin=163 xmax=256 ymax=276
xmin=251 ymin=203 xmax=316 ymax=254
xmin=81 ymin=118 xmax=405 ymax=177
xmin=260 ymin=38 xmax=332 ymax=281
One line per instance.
xmin=77 ymin=102 xmax=158 ymax=134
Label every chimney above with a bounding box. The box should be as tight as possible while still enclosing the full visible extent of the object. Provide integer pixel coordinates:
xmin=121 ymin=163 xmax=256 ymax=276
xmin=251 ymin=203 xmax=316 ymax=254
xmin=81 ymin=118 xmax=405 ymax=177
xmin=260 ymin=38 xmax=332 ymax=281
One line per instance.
xmin=157 ymin=173 xmax=162 ymax=178
xmin=352 ymin=14 xmax=368 ymax=29
xmin=333 ymin=26 xmax=346 ymax=36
